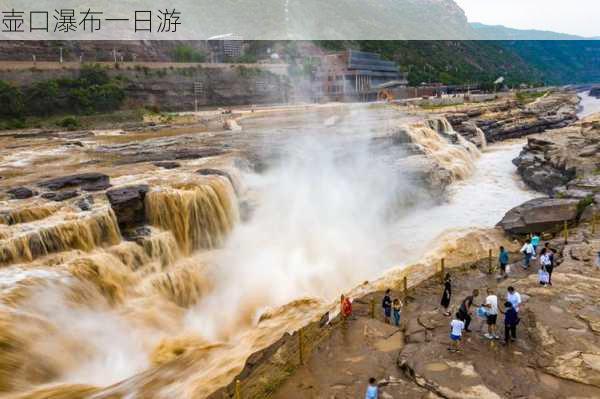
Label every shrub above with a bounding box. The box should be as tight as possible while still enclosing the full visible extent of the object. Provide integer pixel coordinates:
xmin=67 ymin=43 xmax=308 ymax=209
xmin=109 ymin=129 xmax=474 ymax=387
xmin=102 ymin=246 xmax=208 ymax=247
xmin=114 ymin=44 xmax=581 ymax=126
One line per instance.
xmin=0 ymin=80 xmax=23 ymax=118
xmin=171 ymin=45 xmax=206 ymax=62
xmin=56 ymin=116 xmax=81 ymax=130
xmin=24 ymin=80 xmax=60 ymax=116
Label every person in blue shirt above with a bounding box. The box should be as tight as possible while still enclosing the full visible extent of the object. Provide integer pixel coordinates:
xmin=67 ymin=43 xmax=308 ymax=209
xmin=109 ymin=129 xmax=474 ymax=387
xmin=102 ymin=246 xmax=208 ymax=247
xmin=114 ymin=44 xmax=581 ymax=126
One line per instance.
xmin=531 ymin=233 xmax=541 ymax=258
xmin=365 ymin=377 xmax=378 ymax=399
xmin=498 ymin=246 xmax=509 ymax=278
xmin=501 ymin=301 xmax=519 ymax=345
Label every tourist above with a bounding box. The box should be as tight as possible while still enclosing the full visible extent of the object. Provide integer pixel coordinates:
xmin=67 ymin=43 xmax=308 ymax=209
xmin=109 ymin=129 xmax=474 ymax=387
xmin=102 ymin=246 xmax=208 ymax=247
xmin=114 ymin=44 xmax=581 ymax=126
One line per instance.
xmin=440 ymin=272 xmax=452 ymax=316
xmin=506 ymin=286 xmax=522 ymax=313
xmin=392 ymin=298 xmax=402 ymax=326
xmin=483 ymin=288 xmax=499 ymax=340
xmin=545 ymin=243 xmax=556 ymax=286
xmin=501 ymin=301 xmax=519 ymax=345
xmin=457 ymin=289 xmax=479 ymax=332
xmin=520 ymin=239 xmax=534 ymax=269
xmin=382 ymin=289 xmax=392 ymax=324
xmin=531 ymin=233 xmax=541 ymax=258
xmin=499 ymin=246 xmax=509 ymax=278
xmin=449 ymin=312 xmax=465 ymax=352
xmin=365 ymin=377 xmax=379 ymax=399
xmin=341 ymin=294 xmax=352 ymax=319
xmin=475 ymin=304 xmax=488 ymax=333
xmin=539 ymin=248 xmax=551 ymax=286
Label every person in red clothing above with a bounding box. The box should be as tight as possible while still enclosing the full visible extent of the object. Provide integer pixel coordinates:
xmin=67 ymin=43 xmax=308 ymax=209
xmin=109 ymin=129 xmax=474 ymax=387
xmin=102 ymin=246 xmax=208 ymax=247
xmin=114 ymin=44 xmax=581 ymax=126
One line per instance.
xmin=341 ymin=294 xmax=352 ymax=318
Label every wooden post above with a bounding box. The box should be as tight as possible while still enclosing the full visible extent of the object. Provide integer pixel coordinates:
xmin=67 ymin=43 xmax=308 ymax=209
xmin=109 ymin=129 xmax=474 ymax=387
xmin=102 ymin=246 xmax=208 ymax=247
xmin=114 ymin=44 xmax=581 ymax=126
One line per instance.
xmin=403 ymin=276 xmax=408 ymax=295
xmin=564 ymin=221 xmax=569 ymax=244
xmin=370 ymin=298 xmax=375 ymax=319
xmin=592 ymin=212 xmax=596 ymax=235
xmin=235 ymin=380 xmax=241 ymax=399
xmin=440 ymin=258 xmax=445 ymax=282
xmin=488 ymin=249 xmax=493 ymax=274
xmin=298 ymin=329 xmax=304 ymax=365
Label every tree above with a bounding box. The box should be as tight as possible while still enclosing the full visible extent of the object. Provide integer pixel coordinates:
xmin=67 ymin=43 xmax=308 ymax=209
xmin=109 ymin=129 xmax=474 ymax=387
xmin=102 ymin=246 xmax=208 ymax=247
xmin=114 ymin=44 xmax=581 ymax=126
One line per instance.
xmin=0 ymin=80 xmax=23 ymax=118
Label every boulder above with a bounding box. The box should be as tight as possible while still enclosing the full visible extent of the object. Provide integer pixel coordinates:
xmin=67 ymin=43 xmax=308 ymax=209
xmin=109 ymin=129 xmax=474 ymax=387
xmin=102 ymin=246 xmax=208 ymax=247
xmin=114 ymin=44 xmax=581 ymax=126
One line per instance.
xmin=106 ymin=185 xmax=149 ymax=229
xmin=590 ymin=87 xmax=600 ymax=99
xmin=41 ymin=191 xmax=79 ymax=201
xmin=497 ymin=198 xmax=580 ymax=235
xmin=153 ymin=161 xmax=181 ymax=169
xmin=7 ymin=187 xmax=35 ymax=199
xmin=38 ymin=173 xmax=111 ymax=192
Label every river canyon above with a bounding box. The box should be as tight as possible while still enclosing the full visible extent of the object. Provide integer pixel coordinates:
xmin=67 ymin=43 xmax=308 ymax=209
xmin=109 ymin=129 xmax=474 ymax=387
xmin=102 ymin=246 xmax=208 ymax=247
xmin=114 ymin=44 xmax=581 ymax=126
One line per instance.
xmin=0 ymin=90 xmax=597 ymax=398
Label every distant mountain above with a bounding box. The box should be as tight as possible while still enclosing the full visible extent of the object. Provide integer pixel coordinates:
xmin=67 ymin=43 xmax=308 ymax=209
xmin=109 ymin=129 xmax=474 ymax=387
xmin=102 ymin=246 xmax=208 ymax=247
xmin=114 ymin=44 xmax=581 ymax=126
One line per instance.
xmin=470 ymin=22 xmax=585 ymax=40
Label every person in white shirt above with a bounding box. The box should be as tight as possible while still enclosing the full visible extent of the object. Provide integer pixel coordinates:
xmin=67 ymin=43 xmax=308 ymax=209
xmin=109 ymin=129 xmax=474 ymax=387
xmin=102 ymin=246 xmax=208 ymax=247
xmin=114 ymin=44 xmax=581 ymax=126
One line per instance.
xmin=449 ymin=314 xmax=465 ymax=352
xmin=539 ymin=248 xmax=552 ymax=286
xmin=520 ymin=239 xmax=534 ymax=269
xmin=506 ymin=286 xmax=522 ymax=313
xmin=483 ymin=288 xmax=499 ymax=340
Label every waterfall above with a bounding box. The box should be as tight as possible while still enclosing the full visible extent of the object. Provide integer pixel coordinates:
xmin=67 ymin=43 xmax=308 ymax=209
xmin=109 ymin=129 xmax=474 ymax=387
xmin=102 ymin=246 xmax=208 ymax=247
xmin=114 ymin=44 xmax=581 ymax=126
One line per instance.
xmin=140 ymin=265 xmax=211 ymax=308
xmin=0 ymin=203 xmax=61 ymax=225
xmin=0 ymin=208 xmax=121 ymax=266
xmin=403 ymin=117 xmax=481 ymax=182
xmin=145 ymin=178 xmax=239 ymax=255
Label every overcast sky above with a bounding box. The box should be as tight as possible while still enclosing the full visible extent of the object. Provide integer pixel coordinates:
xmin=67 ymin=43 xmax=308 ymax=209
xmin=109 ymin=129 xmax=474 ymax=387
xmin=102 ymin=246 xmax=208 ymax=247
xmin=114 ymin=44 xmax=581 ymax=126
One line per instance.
xmin=455 ymin=0 xmax=599 ymax=37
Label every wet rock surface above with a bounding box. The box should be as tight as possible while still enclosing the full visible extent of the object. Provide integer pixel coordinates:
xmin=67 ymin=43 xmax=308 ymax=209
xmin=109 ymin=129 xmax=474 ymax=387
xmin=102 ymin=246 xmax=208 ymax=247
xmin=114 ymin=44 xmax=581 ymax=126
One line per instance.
xmin=106 ymin=184 xmax=149 ymax=229
xmin=6 ymin=186 xmax=35 ymax=199
xmin=37 ymin=172 xmax=111 ymax=192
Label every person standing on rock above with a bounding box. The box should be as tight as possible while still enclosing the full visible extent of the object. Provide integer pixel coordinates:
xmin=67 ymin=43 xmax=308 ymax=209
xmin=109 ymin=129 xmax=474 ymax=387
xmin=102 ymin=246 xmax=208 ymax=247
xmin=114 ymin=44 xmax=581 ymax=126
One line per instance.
xmin=499 ymin=246 xmax=509 ymax=278
xmin=544 ymin=243 xmax=556 ymax=286
xmin=531 ymin=233 xmax=541 ymax=258
xmin=392 ymin=298 xmax=402 ymax=326
xmin=365 ymin=377 xmax=379 ymax=399
xmin=449 ymin=313 xmax=465 ymax=352
xmin=483 ymin=288 xmax=499 ymax=340
xmin=341 ymin=294 xmax=352 ymax=319
xmin=501 ymin=301 xmax=519 ymax=345
xmin=457 ymin=289 xmax=479 ymax=332
xmin=539 ymin=248 xmax=552 ymax=286
xmin=506 ymin=286 xmax=522 ymax=313
xmin=382 ymin=289 xmax=392 ymax=324
xmin=520 ymin=239 xmax=534 ymax=269
xmin=440 ymin=273 xmax=452 ymax=316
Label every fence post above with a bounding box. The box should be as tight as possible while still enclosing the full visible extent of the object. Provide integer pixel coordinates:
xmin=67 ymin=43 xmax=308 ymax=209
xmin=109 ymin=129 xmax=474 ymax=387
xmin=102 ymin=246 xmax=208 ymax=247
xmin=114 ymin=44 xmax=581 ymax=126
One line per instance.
xmin=403 ymin=276 xmax=408 ymax=295
xmin=298 ymin=329 xmax=304 ymax=365
xmin=440 ymin=258 xmax=445 ymax=282
xmin=370 ymin=298 xmax=375 ymax=319
xmin=235 ymin=380 xmax=241 ymax=399
xmin=488 ymin=249 xmax=493 ymax=274
xmin=564 ymin=221 xmax=569 ymax=244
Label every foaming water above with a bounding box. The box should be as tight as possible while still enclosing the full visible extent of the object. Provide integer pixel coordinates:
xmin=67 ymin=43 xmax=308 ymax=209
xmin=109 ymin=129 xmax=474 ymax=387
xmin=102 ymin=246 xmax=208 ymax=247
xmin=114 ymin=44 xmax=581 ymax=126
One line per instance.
xmin=388 ymin=140 xmax=537 ymax=264
xmin=578 ymin=92 xmax=600 ymax=118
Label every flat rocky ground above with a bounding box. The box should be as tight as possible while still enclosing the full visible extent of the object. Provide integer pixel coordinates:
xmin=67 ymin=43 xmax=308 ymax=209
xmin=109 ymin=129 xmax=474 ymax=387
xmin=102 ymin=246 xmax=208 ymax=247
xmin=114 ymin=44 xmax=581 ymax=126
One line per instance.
xmin=272 ymin=229 xmax=600 ymax=399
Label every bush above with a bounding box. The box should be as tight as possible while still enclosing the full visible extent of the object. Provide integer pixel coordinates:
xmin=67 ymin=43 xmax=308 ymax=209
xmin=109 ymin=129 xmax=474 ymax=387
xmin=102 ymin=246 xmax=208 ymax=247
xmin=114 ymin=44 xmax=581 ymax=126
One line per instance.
xmin=24 ymin=80 xmax=60 ymax=116
xmin=0 ymin=80 xmax=24 ymax=118
xmin=56 ymin=116 xmax=81 ymax=130
xmin=171 ymin=45 xmax=206 ymax=62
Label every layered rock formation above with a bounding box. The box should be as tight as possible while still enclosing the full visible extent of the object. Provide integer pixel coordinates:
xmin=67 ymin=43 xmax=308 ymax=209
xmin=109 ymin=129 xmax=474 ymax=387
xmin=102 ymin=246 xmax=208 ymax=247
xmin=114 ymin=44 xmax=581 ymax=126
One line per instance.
xmin=445 ymin=91 xmax=579 ymax=143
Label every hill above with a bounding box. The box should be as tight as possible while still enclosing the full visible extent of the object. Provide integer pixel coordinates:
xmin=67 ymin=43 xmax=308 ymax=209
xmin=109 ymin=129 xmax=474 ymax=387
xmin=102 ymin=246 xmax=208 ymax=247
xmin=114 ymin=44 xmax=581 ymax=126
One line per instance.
xmin=470 ymin=23 xmax=584 ymax=40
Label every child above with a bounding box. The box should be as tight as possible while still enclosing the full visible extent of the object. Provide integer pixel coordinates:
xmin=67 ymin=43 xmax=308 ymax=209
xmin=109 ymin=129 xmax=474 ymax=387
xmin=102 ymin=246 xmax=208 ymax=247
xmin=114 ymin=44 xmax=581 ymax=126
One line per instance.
xmin=392 ymin=298 xmax=402 ymax=326
xmin=365 ymin=377 xmax=378 ymax=399
xmin=382 ymin=289 xmax=392 ymax=324
xmin=449 ymin=313 xmax=465 ymax=352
